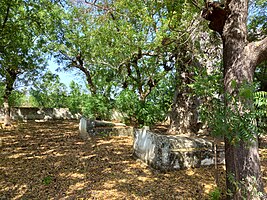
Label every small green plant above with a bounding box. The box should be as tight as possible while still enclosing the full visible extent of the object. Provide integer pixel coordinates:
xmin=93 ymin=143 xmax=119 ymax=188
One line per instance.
xmin=99 ymin=131 xmax=108 ymax=137
xmin=209 ymin=187 xmax=221 ymax=200
xmin=42 ymin=176 xmax=53 ymax=185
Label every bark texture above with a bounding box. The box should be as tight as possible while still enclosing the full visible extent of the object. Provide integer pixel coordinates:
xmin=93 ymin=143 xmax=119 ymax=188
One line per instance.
xmin=3 ymin=98 xmax=11 ymax=126
xmin=203 ymin=0 xmax=267 ymax=199
xmin=169 ymin=87 xmax=199 ymax=135
xmin=169 ymin=69 xmax=199 ymax=135
xmin=3 ymin=69 xmax=17 ymax=126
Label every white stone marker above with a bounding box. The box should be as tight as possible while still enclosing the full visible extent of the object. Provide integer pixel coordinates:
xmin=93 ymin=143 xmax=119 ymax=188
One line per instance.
xmin=79 ymin=117 xmax=88 ymax=139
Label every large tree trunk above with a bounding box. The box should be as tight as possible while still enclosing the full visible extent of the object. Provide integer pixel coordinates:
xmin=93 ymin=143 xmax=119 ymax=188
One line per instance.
xmin=3 ymin=94 xmax=11 ymax=126
xmin=169 ymin=68 xmax=199 ymax=135
xmin=3 ymin=86 xmax=13 ymax=126
xmin=3 ymin=69 xmax=17 ymax=126
xmin=203 ymin=0 xmax=267 ymax=199
xmin=223 ymin=46 xmax=265 ymax=199
xmin=169 ymin=86 xmax=199 ymax=134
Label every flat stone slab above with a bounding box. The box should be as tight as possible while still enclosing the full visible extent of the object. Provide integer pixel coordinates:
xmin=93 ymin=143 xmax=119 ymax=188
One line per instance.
xmin=79 ymin=117 xmax=133 ymax=139
xmin=133 ymin=128 xmax=225 ymax=171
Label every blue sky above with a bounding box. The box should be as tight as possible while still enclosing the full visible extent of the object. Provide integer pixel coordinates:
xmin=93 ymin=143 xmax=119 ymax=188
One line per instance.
xmin=47 ymin=58 xmax=86 ymax=90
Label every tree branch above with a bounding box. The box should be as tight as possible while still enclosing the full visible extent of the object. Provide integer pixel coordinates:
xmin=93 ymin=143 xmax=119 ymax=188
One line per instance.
xmin=246 ymin=36 xmax=267 ymax=68
xmin=84 ymin=0 xmax=120 ymax=31
xmin=254 ymin=36 xmax=267 ymax=66
xmin=59 ymin=50 xmax=96 ymax=94
xmin=1 ymin=3 xmax=11 ymax=31
xmin=84 ymin=0 xmax=109 ymax=11
xmin=73 ymin=58 xmax=96 ymax=94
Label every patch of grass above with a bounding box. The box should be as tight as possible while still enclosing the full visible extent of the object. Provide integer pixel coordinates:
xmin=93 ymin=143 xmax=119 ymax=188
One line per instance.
xmin=209 ymin=187 xmax=221 ymax=200
xmin=42 ymin=176 xmax=53 ymax=185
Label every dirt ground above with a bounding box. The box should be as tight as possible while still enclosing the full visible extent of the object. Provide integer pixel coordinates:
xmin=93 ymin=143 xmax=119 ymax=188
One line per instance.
xmin=0 ymin=120 xmax=267 ymax=200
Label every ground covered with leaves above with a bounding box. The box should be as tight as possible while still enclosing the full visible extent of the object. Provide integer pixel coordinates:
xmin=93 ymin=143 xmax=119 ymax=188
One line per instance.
xmin=1 ymin=120 xmax=267 ymax=199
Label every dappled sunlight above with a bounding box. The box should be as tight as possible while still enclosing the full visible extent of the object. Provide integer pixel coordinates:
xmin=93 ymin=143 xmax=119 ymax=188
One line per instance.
xmin=260 ymin=148 xmax=267 ymax=193
xmin=102 ymin=180 xmax=117 ymax=189
xmin=59 ymin=172 xmax=86 ymax=179
xmin=137 ymin=176 xmax=154 ymax=182
xmin=185 ymin=168 xmax=195 ymax=176
xmin=74 ymin=141 xmax=86 ymax=145
xmin=13 ymin=184 xmax=28 ymax=200
xmin=1 ymin=120 xmax=266 ymax=199
xmin=65 ymin=181 xmax=89 ymax=195
xmin=90 ymin=189 xmax=131 ymax=200
xmin=7 ymin=153 xmax=28 ymax=159
xmin=78 ymin=154 xmax=97 ymax=161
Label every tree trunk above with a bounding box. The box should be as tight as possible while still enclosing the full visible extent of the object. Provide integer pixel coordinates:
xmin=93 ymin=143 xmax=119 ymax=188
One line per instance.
xmin=3 ymin=69 xmax=17 ymax=126
xmin=202 ymin=0 xmax=267 ymax=199
xmin=3 ymin=90 xmax=11 ymax=126
xmin=225 ymin=137 xmax=263 ymax=199
xmin=169 ymin=72 xmax=199 ymax=135
xmin=224 ymin=53 xmax=264 ymax=198
xmin=223 ymin=49 xmax=265 ymax=199
xmin=222 ymin=1 xmax=266 ymax=198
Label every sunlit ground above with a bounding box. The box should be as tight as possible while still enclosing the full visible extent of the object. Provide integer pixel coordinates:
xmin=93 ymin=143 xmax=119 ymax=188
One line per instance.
xmin=0 ymin=120 xmax=266 ymax=199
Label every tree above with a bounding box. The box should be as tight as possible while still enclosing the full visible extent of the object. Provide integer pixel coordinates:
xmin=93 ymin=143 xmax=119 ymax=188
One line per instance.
xmin=0 ymin=0 xmax=63 ymax=125
xmin=61 ymin=0 xmax=204 ymax=127
xmin=52 ymin=3 xmax=98 ymax=95
xmin=67 ymin=81 xmax=87 ymax=113
xmin=30 ymin=71 xmax=68 ymax=108
xmin=115 ymin=78 xmax=173 ymax=125
xmin=203 ymin=0 xmax=267 ymax=198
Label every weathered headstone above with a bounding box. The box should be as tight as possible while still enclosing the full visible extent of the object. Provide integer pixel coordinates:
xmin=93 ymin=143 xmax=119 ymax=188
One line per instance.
xmin=79 ymin=117 xmax=89 ymax=139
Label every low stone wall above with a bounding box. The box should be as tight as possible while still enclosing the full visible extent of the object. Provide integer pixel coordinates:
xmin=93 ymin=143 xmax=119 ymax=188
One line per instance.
xmin=79 ymin=117 xmax=133 ymax=139
xmin=133 ymin=128 xmax=225 ymax=171
xmin=0 ymin=107 xmax=81 ymax=121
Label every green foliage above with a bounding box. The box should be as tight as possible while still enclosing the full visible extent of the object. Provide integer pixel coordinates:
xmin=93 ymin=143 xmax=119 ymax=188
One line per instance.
xmin=248 ymin=0 xmax=267 ymax=40
xmin=0 ymin=83 xmax=28 ymax=107
xmin=208 ymin=187 xmax=221 ymax=200
xmin=115 ymin=90 xmax=139 ymax=124
xmin=8 ymin=90 xmax=27 ymax=107
xmin=115 ymin=82 xmax=173 ymax=126
xmin=82 ymin=94 xmax=112 ymax=120
xmin=189 ymin=67 xmax=224 ymax=136
xmin=52 ymin=0 xmax=199 ymax=126
xmin=42 ymin=176 xmax=53 ymax=185
xmin=254 ymin=91 xmax=267 ymax=108
xmin=65 ymin=81 xmax=114 ymax=120
xmin=0 ymin=0 xmax=63 ymax=72
xmin=0 ymin=0 xmax=65 ymax=110
xmin=254 ymin=91 xmax=267 ymax=133
xmin=190 ymin=66 xmax=266 ymax=142
xmin=30 ymin=71 xmax=68 ymax=108
xmin=67 ymin=81 xmax=87 ymax=113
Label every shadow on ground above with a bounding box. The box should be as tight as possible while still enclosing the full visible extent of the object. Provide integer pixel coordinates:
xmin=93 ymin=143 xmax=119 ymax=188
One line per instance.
xmin=0 ymin=120 xmax=266 ymax=199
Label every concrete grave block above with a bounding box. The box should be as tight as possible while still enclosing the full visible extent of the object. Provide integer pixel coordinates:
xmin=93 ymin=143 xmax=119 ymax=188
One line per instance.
xmin=133 ymin=128 xmax=225 ymax=171
xmin=79 ymin=118 xmax=133 ymax=138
